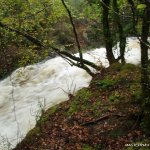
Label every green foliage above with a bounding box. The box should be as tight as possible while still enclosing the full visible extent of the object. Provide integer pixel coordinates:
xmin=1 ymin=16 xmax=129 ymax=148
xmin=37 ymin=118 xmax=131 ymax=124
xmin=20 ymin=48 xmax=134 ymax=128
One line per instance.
xmin=86 ymin=22 xmax=104 ymax=47
xmin=82 ymin=3 xmax=100 ymax=20
xmin=18 ymin=49 xmax=39 ymax=67
xmin=137 ymin=4 xmax=146 ymax=10
xmin=0 ymin=0 xmax=140 ymax=79
xmin=0 ymin=0 xmax=73 ymax=78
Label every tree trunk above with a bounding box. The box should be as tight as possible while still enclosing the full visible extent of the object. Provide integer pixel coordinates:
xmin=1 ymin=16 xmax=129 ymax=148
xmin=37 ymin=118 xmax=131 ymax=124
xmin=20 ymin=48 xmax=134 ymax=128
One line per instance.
xmin=141 ymin=1 xmax=150 ymax=99
xmin=101 ymin=0 xmax=116 ymax=65
xmin=140 ymin=0 xmax=150 ymax=134
xmin=113 ymin=0 xmax=126 ymax=63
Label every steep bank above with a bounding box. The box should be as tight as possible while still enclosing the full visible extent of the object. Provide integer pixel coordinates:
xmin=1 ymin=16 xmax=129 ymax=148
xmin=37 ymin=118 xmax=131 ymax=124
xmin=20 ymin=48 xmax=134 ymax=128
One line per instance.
xmin=14 ymin=63 xmax=150 ymax=150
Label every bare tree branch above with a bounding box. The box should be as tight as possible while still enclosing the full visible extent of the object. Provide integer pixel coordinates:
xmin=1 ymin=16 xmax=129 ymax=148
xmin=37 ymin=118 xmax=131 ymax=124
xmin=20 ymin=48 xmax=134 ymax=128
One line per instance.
xmin=61 ymin=0 xmax=84 ymax=66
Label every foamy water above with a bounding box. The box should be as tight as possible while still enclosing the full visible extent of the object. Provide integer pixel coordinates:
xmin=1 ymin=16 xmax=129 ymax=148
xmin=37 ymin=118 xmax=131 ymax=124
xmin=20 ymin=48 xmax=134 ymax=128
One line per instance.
xmin=0 ymin=38 xmax=149 ymax=149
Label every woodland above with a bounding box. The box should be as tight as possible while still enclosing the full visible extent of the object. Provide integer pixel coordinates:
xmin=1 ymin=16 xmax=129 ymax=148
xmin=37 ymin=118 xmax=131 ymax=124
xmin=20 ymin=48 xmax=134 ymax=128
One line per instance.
xmin=0 ymin=0 xmax=150 ymax=150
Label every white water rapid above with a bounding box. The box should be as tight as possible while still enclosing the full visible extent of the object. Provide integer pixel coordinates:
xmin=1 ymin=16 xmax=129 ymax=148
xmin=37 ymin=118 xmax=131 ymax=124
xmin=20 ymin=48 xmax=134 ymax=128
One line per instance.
xmin=0 ymin=38 xmax=149 ymax=149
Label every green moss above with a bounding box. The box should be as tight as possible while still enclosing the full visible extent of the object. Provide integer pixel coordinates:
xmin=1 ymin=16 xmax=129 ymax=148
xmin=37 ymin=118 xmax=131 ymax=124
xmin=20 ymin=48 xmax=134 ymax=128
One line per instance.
xmin=27 ymin=127 xmax=40 ymax=136
xmin=129 ymin=84 xmax=142 ymax=101
xmin=67 ymin=88 xmax=92 ymax=115
xmin=22 ymin=127 xmax=40 ymax=144
xmin=92 ymin=101 xmax=101 ymax=117
xmin=82 ymin=144 xmax=94 ymax=150
xmin=76 ymin=88 xmax=92 ymax=102
xmin=96 ymin=78 xmax=116 ymax=89
xmin=67 ymin=101 xmax=78 ymax=115
xmin=109 ymin=62 xmax=122 ymax=71
xmin=37 ymin=105 xmax=58 ymax=125
xmin=68 ymin=88 xmax=102 ymax=117
xmin=108 ymin=91 xmax=124 ymax=102
xmin=121 ymin=63 xmax=137 ymax=71
xmin=109 ymin=63 xmax=137 ymax=73
xmin=47 ymin=105 xmax=58 ymax=115
xmin=95 ymin=64 xmax=140 ymax=91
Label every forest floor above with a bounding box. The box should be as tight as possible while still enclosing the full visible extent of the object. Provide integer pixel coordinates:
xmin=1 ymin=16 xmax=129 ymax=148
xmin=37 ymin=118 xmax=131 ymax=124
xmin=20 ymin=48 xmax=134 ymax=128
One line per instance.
xmin=13 ymin=63 xmax=150 ymax=150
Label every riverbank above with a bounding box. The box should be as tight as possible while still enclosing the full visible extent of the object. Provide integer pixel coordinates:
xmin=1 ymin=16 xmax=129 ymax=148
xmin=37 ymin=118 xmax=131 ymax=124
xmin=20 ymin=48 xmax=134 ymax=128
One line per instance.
xmin=13 ymin=63 xmax=150 ymax=150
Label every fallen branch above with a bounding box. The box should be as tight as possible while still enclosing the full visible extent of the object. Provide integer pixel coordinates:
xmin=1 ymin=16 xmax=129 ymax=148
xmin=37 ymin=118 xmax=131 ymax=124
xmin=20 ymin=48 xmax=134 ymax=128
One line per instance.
xmin=81 ymin=114 xmax=110 ymax=126
xmin=81 ymin=113 xmax=125 ymax=126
